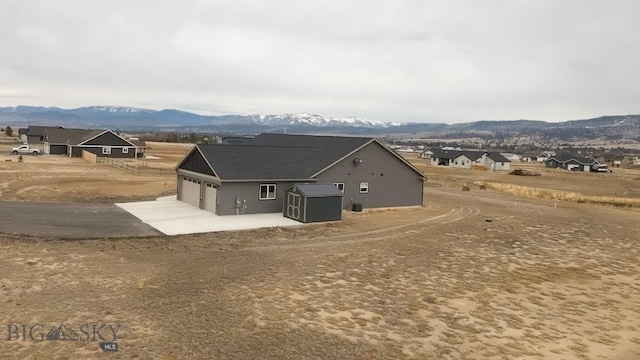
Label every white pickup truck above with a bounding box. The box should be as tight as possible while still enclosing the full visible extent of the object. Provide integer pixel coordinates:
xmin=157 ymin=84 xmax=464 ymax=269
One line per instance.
xmin=11 ymin=144 xmax=42 ymax=155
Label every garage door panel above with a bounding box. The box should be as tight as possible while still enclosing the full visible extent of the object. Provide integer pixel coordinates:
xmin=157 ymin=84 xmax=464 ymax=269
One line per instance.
xmin=181 ymin=177 xmax=201 ymax=208
xmin=204 ymin=183 xmax=217 ymax=212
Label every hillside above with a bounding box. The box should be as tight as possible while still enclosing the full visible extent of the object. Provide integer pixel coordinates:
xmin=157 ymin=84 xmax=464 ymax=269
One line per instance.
xmin=1 ymin=106 xmax=639 ymax=142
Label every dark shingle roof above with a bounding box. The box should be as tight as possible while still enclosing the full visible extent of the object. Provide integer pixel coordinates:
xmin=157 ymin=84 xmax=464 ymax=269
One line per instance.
xmin=549 ymin=154 xmax=597 ymax=165
xmin=289 ymin=183 xmax=344 ymax=197
xmin=486 ymin=152 xmax=510 ymax=162
xmin=197 ymin=144 xmax=332 ymax=180
xmin=190 ymin=134 xmax=426 ymax=181
xmin=195 ymin=134 xmax=373 ymax=181
xmin=429 ymin=148 xmax=511 ymax=162
xmin=45 ymin=128 xmax=95 ymax=144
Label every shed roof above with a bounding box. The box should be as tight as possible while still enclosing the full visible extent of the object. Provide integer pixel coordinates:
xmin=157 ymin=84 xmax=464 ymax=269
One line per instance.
xmin=288 ymin=183 xmax=344 ymax=197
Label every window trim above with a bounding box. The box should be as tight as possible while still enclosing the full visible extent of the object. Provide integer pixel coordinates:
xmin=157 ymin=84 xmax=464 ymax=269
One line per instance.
xmin=333 ymin=183 xmax=345 ymax=193
xmin=102 ymin=146 xmax=111 ymax=155
xmin=359 ymin=181 xmax=369 ymax=194
xmin=259 ymin=183 xmax=277 ymax=200
xmin=122 ymin=147 xmax=129 ymax=154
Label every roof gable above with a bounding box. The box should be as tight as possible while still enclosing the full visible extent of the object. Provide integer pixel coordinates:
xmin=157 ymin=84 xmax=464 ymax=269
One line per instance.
xmin=77 ymin=130 xmax=136 ymax=146
xmin=177 ymin=146 xmax=217 ymax=177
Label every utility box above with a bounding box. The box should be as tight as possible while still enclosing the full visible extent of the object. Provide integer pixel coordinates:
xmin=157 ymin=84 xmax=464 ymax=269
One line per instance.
xmin=352 ymin=203 xmax=363 ymax=212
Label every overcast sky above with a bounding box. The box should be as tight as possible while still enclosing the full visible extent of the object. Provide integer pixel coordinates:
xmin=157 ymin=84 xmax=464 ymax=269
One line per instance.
xmin=1 ymin=1 xmax=639 ymax=124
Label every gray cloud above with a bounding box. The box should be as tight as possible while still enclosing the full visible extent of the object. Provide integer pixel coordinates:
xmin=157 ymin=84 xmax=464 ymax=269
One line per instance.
xmin=1 ymin=0 xmax=639 ymax=123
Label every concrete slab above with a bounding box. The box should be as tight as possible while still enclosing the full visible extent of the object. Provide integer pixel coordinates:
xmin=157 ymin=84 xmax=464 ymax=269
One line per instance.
xmin=116 ymin=196 xmax=302 ymax=236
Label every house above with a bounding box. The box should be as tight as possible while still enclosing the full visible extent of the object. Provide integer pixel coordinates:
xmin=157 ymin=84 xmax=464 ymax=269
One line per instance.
xmin=21 ymin=126 xmax=63 ymax=145
xmin=174 ymin=133 xmax=426 ymax=215
xmin=420 ymin=149 xmax=434 ymax=160
xmin=500 ymin=153 xmax=521 ymax=162
xmin=18 ymin=128 xmax=28 ymax=143
xmin=596 ymin=153 xmax=630 ymax=168
xmin=428 ymin=148 xmax=511 ymax=170
xmin=545 ymin=154 xmax=598 ymax=171
xmin=43 ymin=128 xmax=139 ymax=158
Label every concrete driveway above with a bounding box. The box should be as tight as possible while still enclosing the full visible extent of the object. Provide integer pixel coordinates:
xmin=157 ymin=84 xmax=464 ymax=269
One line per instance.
xmin=116 ymin=196 xmax=302 ymax=236
xmin=0 ymin=201 xmax=162 ymax=239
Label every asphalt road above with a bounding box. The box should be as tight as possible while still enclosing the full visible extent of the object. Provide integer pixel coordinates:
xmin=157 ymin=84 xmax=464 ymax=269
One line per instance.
xmin=0 ymin=201 xmax=163 ymax=239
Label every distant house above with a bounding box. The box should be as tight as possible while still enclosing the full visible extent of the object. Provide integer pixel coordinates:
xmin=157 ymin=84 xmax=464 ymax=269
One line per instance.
xmin=596 ymin=153 xmax=630 ymax=168
xmin=43 ymin=128 xmax=139 ymax=158
xmin=22 ymin=126 xmax=63 ymax=145
xmin=428 ymin=148 xmax=511 ymax=170
xmin=521 ymin=151 xmax=555 ymax=163
xmin=500 ymin=153 xmax=521 ymax=162
xmin=420 ymin=149 xmax=434 ymax=160
xmin=18 ymin=128 xmax=28 ymax=143
xmin=545 ymin=155 xmax=598 ymax=172
xmin=174 ymin=133 xmax=426 ymax=215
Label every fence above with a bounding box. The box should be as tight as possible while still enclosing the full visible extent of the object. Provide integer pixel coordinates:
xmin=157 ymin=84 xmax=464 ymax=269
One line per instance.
xmin=96 ymin=157 xmax=147 ymax=175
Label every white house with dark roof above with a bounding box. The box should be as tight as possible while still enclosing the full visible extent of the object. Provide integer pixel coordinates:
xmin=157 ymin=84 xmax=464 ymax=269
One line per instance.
xmin=174 ymin=133 xmax=426 ymax=215
xmin=428 ymin=148 xmax=511 ymax=170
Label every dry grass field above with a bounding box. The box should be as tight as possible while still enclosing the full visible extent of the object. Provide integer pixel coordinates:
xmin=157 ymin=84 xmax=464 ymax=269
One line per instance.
xmin=1 ymin=138 xmax=639 ymax=359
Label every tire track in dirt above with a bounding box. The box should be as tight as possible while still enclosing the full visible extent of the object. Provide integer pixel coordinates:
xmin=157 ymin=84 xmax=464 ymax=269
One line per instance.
xmin=243 ymin=205 xmax=482 ymax=252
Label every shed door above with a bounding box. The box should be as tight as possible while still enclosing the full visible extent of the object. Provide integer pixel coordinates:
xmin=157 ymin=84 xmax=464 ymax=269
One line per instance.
xmin=181 ymin=177 xmax=201 ymax=208
xmin=204 ymin=183 xmax=217 ymax=213
xmin=286 ymin=193 xmax=301 ymax=220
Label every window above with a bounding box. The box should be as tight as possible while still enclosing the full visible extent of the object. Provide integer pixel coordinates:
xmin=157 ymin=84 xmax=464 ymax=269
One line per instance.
xmin=333 ymin=183 xmax=345 ymax=193
xmin=122 ymin=147 xmax=129 ymax=154
xmin=102 ymin=147 xmax=111 ymax=155
xmin=359 ymin=182 xmax=369 ymax=194
xmin=259 ymin=184 xmax=276 ymax=200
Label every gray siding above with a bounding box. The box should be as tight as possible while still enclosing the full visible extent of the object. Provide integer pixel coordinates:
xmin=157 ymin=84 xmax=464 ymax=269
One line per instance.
xmin=315 ymin=142 xmax=424 ymax=210
xmin=217 ymin=181 xmax=299 ymax=215
xmin=71 ymin=146 xmax=136 ymax=158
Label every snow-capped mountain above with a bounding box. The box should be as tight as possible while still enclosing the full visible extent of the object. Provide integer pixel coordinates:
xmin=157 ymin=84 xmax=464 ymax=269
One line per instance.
xmin=1 ymin=105 xmax=639 ymax=140
xmin=247 ymin=113 xmax=396 ymax=128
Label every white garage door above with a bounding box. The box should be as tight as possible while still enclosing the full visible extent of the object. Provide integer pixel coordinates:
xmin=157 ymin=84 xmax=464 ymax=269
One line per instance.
xmin=181 ymin=177 xmax=201 ymax=208
xmin=203 ymin=183 xmax=218 ymax=213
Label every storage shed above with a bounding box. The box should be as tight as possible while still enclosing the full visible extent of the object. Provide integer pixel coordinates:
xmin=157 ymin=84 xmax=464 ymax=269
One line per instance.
xmin=283 ymin=183 xmax=343 ymax=223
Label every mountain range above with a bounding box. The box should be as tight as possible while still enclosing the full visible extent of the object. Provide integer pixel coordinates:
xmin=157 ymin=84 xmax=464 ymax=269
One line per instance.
xmin=1 ymin=106 xmax=639 ymax=141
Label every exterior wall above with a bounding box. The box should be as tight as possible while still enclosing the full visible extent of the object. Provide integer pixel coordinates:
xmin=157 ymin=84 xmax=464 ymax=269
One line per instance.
xmin=484 ymin=157 xmax=511 ymax=171
xmin=28 ymin=135 xmax=44 ymax=144
xmin=303 ymin=196 xmax=342 ymax=222
xmin=546 ymin=159 xmax=561 ymax=168
xmin=451 ymin=155 xmax=472 ymax=168
xmin=315 ymin=142 xmax=424 ymax=210
xmin=432 ymin=157 xmax=451 ymax=166
xmin=216 ymin=181 xmax=300 ymax=215
xmin=70 ymin=146 xmax=136 ymax=158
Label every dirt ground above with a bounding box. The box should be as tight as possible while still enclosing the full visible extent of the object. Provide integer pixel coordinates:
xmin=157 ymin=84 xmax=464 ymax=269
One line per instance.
xmin=1 ymin=139 xmax=639 ymax=359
